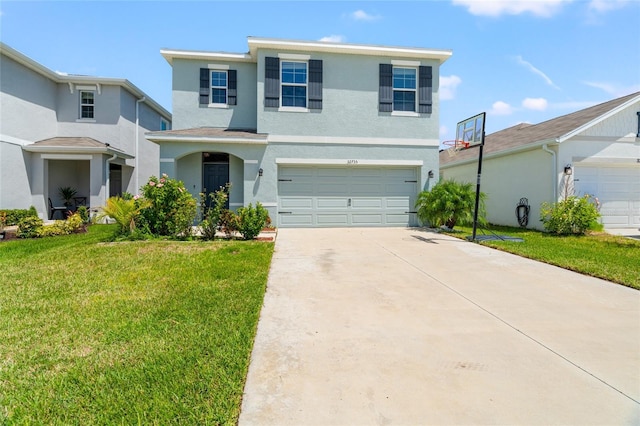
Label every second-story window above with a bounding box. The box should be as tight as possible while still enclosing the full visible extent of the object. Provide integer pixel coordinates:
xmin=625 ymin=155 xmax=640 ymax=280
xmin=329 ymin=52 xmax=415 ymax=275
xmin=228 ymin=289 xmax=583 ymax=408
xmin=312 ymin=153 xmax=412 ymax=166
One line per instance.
xmin=80 ymin=91 xmax=95 ymax=119
xmin=281 ymin=61 xmax=307 ymax=108
xmin=393 ymin=67 xmax=417 ymax=112
xmin=211 ymin=70 xmax=228 ymax=105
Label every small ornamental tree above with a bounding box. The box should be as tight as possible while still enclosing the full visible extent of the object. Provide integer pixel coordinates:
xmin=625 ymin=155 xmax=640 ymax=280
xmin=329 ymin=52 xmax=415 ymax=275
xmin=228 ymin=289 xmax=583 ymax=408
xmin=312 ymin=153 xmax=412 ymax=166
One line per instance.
xmin=138 ymin=174 xmax=197 ymax=238
xmin=199 ymin=184 xmax=231 ymax=240
xmin=540 ymin=195 xmax=600 ymax=235
xmin=415 ymin=179 xmax=487 ymax=230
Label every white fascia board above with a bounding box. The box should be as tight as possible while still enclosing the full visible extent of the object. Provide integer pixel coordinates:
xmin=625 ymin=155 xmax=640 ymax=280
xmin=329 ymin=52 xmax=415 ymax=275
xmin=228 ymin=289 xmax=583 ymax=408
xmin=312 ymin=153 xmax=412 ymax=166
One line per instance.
xmin=160 ymin=48 xmax=254 ymax=65
xmin=23 ymin=145 xmax=135 ymax=159
xmin=145 ymin=135 xmax=268 ymax=145
xmin=558 ymin=94 xmax=640 ymax=143
xmin=276 ymin=158 xmax=423 ymax=166
xmin=248 ymin=37 xmax=452 ymax=64
xmin=268 ymin=134 xmax=438 ymax=147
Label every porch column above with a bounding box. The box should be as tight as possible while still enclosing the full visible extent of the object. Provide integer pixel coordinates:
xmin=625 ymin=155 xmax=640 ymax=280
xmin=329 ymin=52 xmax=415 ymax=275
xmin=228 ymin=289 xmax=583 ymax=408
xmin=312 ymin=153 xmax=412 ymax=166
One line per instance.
xmin=243 ymin=159 xmax=260 ymax=207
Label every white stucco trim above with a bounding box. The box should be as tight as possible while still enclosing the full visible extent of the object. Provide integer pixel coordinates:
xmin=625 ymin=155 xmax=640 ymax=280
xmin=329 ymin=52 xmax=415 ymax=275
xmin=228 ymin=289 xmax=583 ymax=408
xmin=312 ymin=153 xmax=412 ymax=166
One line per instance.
xmin=41 ymin=154 xmax=93 ymax=160
xmin=1 ymin=134 xmax=32 ymax=146
xmin=208 ymin=64 xmax=230 ymax=70
xmin=160 ymin=158 xmax=175 ymax=163
xmin=391 ymin=60 xmax=421 ymax=67
xmin=275 ymin=158 xmax=423 ymax=166
xmin=260 ymin=202 xmax=278 ymax=207
xmin=268 ymin=134 xmax=437 ymax=147
xmin=244 ymin=160 xmax=259 ymax=164
xmin=391 ymin=111 xmax=420 ymax=117
xmin=278 ymin=53 xmax=311 ymax=61
xmin=572 ymin=157 xmax=640 ymax=166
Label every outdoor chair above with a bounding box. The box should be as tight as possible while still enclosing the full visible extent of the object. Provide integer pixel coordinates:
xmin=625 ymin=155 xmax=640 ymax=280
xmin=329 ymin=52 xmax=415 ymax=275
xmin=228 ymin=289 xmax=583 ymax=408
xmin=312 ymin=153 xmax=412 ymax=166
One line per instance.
xmin=48 ymin=198 xmax=67 ymax=220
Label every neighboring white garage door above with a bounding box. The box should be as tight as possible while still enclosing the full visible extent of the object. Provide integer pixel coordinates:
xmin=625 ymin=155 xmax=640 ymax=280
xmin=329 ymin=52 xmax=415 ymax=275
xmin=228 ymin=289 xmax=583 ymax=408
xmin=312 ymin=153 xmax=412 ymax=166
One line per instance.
xmin=574 ymin=165 xmax=640 ymax=227
xmin=278 ymin=166 xmax=418 ymax=227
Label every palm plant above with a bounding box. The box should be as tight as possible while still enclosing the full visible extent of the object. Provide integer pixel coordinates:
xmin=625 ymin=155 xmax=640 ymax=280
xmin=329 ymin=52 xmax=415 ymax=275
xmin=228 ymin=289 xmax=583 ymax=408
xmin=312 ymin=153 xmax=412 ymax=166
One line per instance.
xmin=98 ymin=196 xmax=149 ymax=235
xmin=58 ymin=186 xmax=77 ymax=208
xmin=416 ymin=179 xmax=487 ymax=229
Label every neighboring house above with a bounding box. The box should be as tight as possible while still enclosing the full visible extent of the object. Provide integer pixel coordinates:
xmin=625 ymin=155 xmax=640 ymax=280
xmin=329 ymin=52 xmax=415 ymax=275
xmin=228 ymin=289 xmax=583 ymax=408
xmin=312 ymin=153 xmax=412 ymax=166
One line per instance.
xmin=146 ymin=37 xmax=451 ymax=227
xmin=440 ymin=92 xmax=640 ymax=229
xmin=0 ymin=42 xmax=171 ymax=219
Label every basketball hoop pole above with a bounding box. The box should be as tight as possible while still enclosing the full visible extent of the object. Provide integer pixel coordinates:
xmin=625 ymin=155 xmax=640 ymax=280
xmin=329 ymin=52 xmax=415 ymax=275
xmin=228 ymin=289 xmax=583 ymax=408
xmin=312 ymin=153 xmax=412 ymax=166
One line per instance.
xmin=470 ymin=113 xmax=487 ymax=242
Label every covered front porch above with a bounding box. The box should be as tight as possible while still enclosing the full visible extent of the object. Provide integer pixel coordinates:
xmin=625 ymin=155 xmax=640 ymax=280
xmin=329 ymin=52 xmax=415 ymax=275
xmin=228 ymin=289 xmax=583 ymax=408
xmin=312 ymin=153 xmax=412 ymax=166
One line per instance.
xmin=22 ymin=137 xmax=134 ymax=220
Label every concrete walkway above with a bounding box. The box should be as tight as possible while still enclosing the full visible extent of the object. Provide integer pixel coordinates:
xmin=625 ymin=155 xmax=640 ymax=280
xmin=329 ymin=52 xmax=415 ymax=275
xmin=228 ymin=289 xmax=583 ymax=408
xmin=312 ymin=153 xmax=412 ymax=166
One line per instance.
xmin=240 ymin=228 xmax=640 ymax=425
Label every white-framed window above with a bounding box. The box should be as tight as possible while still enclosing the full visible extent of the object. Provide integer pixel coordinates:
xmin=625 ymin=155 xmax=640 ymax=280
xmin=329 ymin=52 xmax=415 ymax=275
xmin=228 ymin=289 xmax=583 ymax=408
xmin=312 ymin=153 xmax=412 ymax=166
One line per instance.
xmin=80 ymin=90 xmax=95 ymax=119
xmin=281 ymin=61 xmax=307 ymax=108
xmin=210 ymin=70 xmax=228 ymax=105
xmin=392 ymin=67 xmax=417 ymax=112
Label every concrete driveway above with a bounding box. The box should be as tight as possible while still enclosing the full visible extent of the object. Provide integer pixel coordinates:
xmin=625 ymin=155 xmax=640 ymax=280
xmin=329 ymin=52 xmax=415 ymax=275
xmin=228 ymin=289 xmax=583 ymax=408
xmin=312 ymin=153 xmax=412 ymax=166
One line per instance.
xmin=239 ymin=228 xmax=640 ymax=425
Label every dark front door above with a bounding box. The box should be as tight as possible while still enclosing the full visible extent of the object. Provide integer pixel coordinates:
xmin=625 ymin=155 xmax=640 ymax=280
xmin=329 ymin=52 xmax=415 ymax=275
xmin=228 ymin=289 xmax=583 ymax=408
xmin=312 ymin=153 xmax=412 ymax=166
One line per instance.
xmin=203 ymin=161 xmax=230 ymax=208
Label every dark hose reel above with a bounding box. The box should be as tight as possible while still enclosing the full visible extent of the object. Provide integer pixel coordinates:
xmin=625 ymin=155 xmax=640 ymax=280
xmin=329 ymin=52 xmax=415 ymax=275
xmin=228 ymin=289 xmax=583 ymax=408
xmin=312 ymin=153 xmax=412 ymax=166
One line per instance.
xmin=516 ymin=198 xmax=530 ymax=227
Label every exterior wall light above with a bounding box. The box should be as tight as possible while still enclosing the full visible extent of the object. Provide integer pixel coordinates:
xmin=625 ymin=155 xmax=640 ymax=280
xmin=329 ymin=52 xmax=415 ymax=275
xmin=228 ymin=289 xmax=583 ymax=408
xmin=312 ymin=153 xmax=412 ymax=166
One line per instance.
xmin=564 ymin=164 xmax=572 ymax=175
xmin=428 ymin=170 xmax=434 ymax=178
xmin=258 ymin=168 xmax=263 ymax=177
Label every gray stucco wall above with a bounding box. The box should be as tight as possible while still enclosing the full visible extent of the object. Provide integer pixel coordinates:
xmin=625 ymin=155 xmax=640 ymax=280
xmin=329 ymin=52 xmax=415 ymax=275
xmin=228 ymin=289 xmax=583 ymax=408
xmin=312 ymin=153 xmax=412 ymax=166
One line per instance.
xmin=171 ymin=58 xmax=257 ymax=130
xmin=0 ymin=54 xmax=58 ymax=142
xmin=255 ymin=49 xmax=441 ymax=140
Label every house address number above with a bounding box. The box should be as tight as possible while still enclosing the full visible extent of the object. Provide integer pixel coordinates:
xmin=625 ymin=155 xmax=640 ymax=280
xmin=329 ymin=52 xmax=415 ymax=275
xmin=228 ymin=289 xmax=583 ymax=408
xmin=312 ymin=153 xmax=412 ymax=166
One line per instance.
xmin=347 ymin=159 xmax=359 ymax=165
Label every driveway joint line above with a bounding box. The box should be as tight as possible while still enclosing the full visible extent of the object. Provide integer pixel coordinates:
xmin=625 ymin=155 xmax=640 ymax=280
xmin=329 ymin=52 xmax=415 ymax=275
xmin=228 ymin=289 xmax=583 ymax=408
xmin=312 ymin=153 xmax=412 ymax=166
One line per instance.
xmin=369 ymin=232 xmax=640 ymax=406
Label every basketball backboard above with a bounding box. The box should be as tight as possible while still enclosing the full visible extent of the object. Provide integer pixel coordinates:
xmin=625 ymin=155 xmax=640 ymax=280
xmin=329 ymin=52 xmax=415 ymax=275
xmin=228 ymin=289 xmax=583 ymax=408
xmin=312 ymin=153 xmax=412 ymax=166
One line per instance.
xmin=455 ymin=112 xmax=486 ymax=148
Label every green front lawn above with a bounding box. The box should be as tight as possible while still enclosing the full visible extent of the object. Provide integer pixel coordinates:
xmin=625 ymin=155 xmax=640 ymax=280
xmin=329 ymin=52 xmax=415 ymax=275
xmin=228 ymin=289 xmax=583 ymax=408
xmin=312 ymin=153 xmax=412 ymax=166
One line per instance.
xmin=446 ymin=225 xmax=640 ymax=290
xmin=0 ymin=225 xmax=274 ymax=424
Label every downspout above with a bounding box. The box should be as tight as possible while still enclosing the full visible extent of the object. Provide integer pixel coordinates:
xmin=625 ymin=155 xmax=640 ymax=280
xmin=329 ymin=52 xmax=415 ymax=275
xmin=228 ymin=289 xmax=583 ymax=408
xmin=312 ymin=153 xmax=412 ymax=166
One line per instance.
xmin=542 ymin=144 xmax=557 ymax=201
xmin=135 ymin=96 xmax=146 ymax=194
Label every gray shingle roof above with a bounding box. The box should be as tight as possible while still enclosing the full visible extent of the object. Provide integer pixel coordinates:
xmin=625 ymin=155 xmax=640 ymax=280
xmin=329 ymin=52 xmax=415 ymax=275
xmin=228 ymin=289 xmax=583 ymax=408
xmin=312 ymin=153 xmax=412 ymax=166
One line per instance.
xmin=441 ymin=91 xmax=640 ymax=166
xmin=147 ymin=127 xmax=267 ymax=140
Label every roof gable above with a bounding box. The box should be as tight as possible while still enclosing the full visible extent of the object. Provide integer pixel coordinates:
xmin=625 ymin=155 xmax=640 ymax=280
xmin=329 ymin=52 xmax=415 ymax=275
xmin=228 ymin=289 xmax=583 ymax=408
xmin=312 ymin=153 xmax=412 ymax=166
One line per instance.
xmin=441 ymin=91 xmax=640 ymax=166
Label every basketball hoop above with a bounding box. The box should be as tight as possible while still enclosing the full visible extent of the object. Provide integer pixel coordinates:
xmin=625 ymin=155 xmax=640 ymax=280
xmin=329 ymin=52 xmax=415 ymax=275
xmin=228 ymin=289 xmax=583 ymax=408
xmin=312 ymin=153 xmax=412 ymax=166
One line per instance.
xmin=442 ymin=140 xmax=470 ymax=157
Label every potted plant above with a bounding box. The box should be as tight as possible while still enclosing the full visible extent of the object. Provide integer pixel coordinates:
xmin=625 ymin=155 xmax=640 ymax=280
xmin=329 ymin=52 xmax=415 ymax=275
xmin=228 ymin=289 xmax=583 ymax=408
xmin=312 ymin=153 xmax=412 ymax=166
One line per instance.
xmin=59 ymin=186 xmax=77 ymax=209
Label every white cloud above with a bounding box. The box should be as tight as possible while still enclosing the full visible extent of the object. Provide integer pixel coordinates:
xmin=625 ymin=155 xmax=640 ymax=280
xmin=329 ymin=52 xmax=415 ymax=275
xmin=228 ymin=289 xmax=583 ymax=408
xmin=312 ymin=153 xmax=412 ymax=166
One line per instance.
xmin=522 ymin=97 xmax=548 ymax=111
xmin=489 ymin=101 xmax=514 ymax=115
xmin=439 ymin=75 xmax=462 ymax=101
xmin=582 ymin=81 xmax=640 ymax=97
xmin=515 ymin=55 xmax=560 ymax=90
xmin=588 ymin=0 xmax=628 ymax=12
xmin=452 ymin=0 xmax=567 ymax=17
xmin=349 ymin=9 xmax=381 ymax=21
xmin=319 ymin=35 xmax=345 ymax=43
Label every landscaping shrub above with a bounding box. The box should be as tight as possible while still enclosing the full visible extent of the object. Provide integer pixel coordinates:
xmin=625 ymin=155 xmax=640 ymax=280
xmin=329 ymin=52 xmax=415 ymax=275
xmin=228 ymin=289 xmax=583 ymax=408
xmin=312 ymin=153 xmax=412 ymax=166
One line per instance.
xmin=138 ymin=174 xmax=197 ymax=238
xmin=415 ymin=179 xmax=486 ymax=229
xmin=76 ymin=205 xmax=91 ymax=224
xmin=16 ymin=216 xmax=43 ymax=238
xmin=540 ymin=195 xmax=601 ymax=235
xmin=99 ymin=196 xmax=146 ymax=236
xmin=0 ymin=207 xmax=38 ymax=226
xmin=219 ymin=209 xmax=239 ymax=238
xmin=237 ymin=202 xmax=269 ymax=240
xmin=199 ymin=184 xmax=230 ymax=240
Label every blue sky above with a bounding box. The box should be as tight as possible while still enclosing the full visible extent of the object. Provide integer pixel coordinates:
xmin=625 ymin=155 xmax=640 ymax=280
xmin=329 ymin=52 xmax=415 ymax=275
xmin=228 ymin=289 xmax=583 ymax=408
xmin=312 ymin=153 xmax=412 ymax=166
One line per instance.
xmin=1 ymin=0 xmax=639 ymax=139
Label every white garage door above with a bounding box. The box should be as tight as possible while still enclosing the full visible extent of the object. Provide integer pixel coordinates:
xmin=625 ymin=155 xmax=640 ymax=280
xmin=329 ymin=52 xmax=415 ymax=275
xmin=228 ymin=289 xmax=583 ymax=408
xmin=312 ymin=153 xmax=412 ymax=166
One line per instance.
xmin=278 ymin=166 xmax=419 ymax=227
xmin=574 ymin=166 xmax=640 ymax=227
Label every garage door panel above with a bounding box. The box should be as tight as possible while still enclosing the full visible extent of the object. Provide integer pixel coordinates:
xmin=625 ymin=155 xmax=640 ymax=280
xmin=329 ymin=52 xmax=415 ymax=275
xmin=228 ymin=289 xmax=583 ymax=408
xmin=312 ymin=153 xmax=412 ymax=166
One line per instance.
xmin=317 ymin=198 xmax=349 ymax=209
xmin=280 ymin=214 xmax=313 ymax=226
xmin=280 ymin=198 xmax=313 ymax=209
xmin=575 ymin=166 xmax=640 ymax=227
xmin=351 ymin=214 xmax=383 ymax=225
xmin=317 ymin=214 xmax=349 ymax=225
xmin=351 ymin=198 xmax=383 ymax=209
xmin=278 ymin=165 xmax=418 ymax=227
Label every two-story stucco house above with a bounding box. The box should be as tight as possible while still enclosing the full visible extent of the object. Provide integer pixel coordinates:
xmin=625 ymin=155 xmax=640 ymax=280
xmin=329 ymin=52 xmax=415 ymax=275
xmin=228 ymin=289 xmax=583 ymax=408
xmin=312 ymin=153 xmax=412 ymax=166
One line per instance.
xmin=0 ymin=42 xmax=171 ymax=219
xmin=146 ymin=37 xmax=451 ymax=227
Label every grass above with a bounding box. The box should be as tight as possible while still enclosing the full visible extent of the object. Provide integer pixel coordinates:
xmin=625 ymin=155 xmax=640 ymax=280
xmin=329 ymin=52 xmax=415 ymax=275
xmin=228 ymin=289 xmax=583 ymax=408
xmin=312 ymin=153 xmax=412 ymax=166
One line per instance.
xmin=0 ymin=225 xmax=274 ymax=424
xmin=444 ymin=225 xmax=640 ymax=290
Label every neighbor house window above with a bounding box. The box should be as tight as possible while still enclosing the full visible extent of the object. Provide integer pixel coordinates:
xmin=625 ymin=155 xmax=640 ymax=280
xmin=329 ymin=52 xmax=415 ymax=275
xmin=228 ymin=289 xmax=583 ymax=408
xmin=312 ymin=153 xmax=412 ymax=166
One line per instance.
xmin=211 ymin=70 xmax=227 ymax=105
xmin=393 ymin=67 xmax=417 ymax=112
xmin=80 ymin=91 xmax=95 ymax=119
xmin=281 ymin=61 xmax=307 ymax=108
xmin=160 ymin=118 xmax=168 ymax=131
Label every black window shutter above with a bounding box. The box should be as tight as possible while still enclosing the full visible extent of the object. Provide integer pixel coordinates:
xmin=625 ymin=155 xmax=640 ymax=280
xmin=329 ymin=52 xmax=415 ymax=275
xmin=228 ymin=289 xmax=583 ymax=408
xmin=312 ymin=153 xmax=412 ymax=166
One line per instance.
xmin=265 ymin=57 xmax=280 ymax=108
xmin=379 ymin=64 xmax=393 ymax=112
xmin=199 ymin=68 xmax=209 ymax=105
xmin=308 ymin=59 xmax=323 ymax=110
xmin=228 ymin=70 xmax=237 ymax=106
xmin=418 ymin=65 xmax=433 ymax=114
